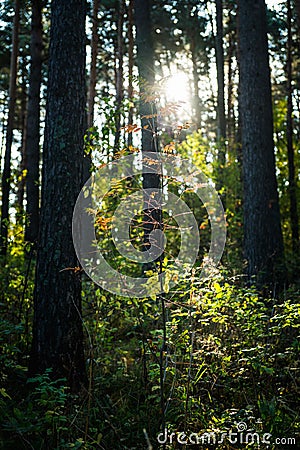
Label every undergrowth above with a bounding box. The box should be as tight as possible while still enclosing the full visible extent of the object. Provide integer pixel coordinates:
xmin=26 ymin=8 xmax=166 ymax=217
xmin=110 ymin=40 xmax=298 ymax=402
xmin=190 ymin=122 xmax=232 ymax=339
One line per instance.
xmin=0 ymin=245 xmax=299 ymax=449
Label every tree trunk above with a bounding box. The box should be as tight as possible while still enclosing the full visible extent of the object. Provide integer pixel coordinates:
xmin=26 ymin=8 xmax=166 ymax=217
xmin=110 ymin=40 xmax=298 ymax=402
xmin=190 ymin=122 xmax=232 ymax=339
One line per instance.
xmin=227 ymin=10 xmax=236 ymax=146
xmin=238 ymin=0 xmax=285 ymax=286
xmin=190 ymin=36 xmax=201 ymax=131
xmin=87 ymin=0 xmax=99 ymax=129
xmin=17 ymin=58 xmax=27 ymax=214
xmin=24 ymin=0 xmax=43 ymax=245
xmin=294 ymin=0 xmax=300 ymax=33
xmin=215 ymin=0 xmax=226 ymax=142
xmin=134 ymin=0 xmax=161 ymax=266
xmin=114 ymin=0 xmax=125 ymax=153
xmin=127 ymin=0 xmax=134 ymax=147
xmin=84 ymin=0 xmax=98 ymax=181
xmin=286 ymin=0 xmax=299 ymax=253
xmin=29 ymin=0 xmax=87 ymax=391
xmin=215 ymin=0 xmax=226 ymax=194
xmin=0 ymin=0 xmax=20 ymax=256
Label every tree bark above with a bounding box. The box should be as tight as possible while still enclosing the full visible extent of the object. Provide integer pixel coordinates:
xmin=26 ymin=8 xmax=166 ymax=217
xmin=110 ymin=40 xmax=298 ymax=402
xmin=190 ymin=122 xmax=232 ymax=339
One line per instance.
xmin=135 ymin=0 xmax=161 ymax=263
xmin=87 ymin=0 xmax=99 ymax=129
xmin=215 ymin=0 xmax=226 ymax=142
xmin=127 ymin=0 xmax=134 ymax=147
xmin=24 ymin=0 xmax=43 ymax=245
xmin=29 ymin=0 xmax=87 ymax=391
xmin=286 ymin=0 xmax=299 ymax=253
xmin=0 ymin=0 xmax=20 ymax=256
xmin=17 ymin=58 xmax=28 ymax=214
xmin=227 ymin=25 xmax=235 ymax=146
xmin=215 ymin=0 xmax=226 ymax=194
xmin=238 ymin=0 xmax=285 ymax=285
xmin=295 ymin=0 xmax=300 ymax=33
xmin=190 ymin=36 xmax=202 ymax=131
xmin=114 ymin=0 xmax=125 ymax=153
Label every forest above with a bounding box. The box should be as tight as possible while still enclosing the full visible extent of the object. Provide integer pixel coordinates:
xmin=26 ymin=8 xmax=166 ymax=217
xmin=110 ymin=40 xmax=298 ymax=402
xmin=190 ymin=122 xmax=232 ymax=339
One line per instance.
xmin=0 ymin=0 xmax=299 ymax=448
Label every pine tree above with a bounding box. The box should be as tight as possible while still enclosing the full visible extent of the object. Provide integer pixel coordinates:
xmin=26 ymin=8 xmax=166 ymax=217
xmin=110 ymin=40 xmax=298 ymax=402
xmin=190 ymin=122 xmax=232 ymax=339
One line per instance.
xmin=24 ymin=0 xmax=43 ymax=245
xmin=29 ymin=0 xmax=87 ymax=391
xmin=238 ymin=0 xmax=283 ymax=284
xmin=0 ymin=0 xmax=20 ymax=255
xmin=238 ymin=0 xmax=285 ymax=285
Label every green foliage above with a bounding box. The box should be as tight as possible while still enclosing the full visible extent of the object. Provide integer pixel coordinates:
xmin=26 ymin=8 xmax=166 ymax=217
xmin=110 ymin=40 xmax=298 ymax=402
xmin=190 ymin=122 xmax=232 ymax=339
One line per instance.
xmin=274 ymin=99 xmax=300 ymax=245
xmin=1 ymin=241 xmax=300 ymax=449
xmin=89 ymin=97 xmax=134 ymax=165
xmin=1 ymin=119 xmax=299 ymax=448
xmin=1 ymin=0 xmax=300 ymax=447
xmin=177 ymin=131 xmax=244 ymax=272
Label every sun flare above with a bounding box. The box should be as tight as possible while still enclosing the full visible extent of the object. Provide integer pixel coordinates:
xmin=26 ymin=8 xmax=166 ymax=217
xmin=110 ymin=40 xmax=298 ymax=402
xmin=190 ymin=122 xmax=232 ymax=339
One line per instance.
xmin=164 ymin=72 xmax=191 ymax=104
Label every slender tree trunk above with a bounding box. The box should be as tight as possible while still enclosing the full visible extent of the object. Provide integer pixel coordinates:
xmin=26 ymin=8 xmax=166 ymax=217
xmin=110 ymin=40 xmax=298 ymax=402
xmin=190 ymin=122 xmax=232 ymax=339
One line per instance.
xmin=134 ymin=0 xmax=161 ymax=266
xmin=24 ymin=0 xmax=43 ymax=245
xmin=286 ymin=0 xmax=299 ymax=253
xmin=190 ymin=37 xmax=201 ymax=131
xmin=114 ymin=0 xmax=125 ymax=153
xmin=216 ymin=0 xmax=226 ymax=142
xmin=84 ymin=0 xmax=98 ymax=181
xmin=295 ymin=0 xmax=300 ymax=33
xmin=215 ymin=0 xmax=226 ymax=194
xmin=227 ymin=28 xmax=235 ymax=146
xmin=29 ymin=0 xmax=87 ymax=391
xmin=87 ymin=0 xmax=99 ymax=129
xmin=0 ymin=100 xmax=7 ymax=160
xmin=238 ymin=0 xmax=285 ymax=286
xmin=236 ymin=27 xmax=243 ymax=170
xmin=226 ymin=2 xmax=236 ymax=146
xmin=17 ymin=59 xmax=27 ymax=214
xmin=0 ymin=0 xmax=20 ymax=256
xmin=127 ymin=0 xmax=134 ymax=147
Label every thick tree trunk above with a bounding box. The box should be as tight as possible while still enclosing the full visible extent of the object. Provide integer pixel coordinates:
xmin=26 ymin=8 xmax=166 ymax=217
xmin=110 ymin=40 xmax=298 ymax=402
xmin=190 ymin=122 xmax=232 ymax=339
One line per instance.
xmin=238 ymin=0 xmax=285 ymax=285
xmin=286 ymin=0 xmax=299 ymax=253
xmin=0 ymin=0 xmax=20 ymax=256
xmin=24 ymin=0 xmax=43 ymax=245
xmin=29 ymin=0 xmax=87 ymax=391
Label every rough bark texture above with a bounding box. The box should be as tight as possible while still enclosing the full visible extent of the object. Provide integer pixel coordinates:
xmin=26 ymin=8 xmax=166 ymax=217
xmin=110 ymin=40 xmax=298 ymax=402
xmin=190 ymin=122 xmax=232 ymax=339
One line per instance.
xmin=238 ymin=0 xmax=285 ymax=285
xmin=24 ymin=0 xmax=43 ymax=245
xmin=0 ymin=0 xmax=20 ymax=256
xmin=286 ymin=0 xmax=299 ymax=253
xmin=29 ymin=0 xmax=87 ymax=391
